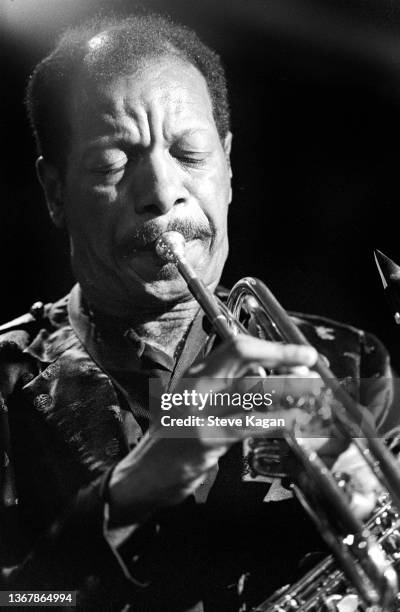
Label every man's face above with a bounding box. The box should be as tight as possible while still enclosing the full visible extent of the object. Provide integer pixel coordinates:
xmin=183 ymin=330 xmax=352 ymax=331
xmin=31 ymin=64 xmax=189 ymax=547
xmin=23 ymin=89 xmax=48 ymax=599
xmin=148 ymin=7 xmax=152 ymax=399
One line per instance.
xmin=55 ymin=55 xmax=232 ymax=317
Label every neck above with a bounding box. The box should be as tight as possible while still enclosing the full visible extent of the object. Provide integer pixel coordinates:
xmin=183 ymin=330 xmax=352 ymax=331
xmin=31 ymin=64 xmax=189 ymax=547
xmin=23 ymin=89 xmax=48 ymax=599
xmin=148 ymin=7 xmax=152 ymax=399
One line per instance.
xmin=130 ymin=300 xmax=201 ymax=357
xmin=92 ymin=297 xmax=201 ymax=359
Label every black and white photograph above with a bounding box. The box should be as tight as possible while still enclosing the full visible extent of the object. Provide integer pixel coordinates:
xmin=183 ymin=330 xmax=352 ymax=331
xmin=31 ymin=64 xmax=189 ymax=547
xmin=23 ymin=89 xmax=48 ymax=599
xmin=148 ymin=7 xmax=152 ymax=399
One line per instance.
xmin=2 ymin=1 xmax=400 ymax=610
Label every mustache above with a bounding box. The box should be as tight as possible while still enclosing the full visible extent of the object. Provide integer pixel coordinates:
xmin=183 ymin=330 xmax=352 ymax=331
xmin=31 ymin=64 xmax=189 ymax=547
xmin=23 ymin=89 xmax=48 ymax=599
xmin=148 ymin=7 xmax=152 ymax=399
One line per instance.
xmin=118 ymin=218 xmax=214 ymax=256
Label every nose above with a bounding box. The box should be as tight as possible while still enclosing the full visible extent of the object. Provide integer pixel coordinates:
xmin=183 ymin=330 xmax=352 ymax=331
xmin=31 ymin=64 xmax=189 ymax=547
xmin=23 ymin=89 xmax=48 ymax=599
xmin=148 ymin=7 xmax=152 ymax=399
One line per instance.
xmin=131 ymin=150 xmax=187 ymax=216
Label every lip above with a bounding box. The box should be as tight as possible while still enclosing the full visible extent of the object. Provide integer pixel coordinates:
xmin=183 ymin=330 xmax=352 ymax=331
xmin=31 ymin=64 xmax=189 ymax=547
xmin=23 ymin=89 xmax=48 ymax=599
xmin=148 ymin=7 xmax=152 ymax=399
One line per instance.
xmin=118 ymin=237 xmax=210 ymax=272
xmin=118 ymin=234 xmax=208 ymax=259
xmin=118 ymin=237 xmax=160 ymax=258
xmin=116 ymin=237 xmax=212 ymax=283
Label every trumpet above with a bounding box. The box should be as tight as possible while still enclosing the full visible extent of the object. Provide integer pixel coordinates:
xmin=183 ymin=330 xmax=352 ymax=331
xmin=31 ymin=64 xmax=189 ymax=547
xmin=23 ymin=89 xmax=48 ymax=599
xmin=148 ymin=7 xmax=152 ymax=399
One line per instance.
xmin=155 ymin=231 xmax=400 ymax=611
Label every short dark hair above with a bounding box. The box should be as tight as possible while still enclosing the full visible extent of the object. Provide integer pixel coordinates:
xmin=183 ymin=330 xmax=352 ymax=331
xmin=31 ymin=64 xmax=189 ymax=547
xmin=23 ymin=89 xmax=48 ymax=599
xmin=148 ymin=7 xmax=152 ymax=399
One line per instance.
xmin=25 ymin=13 xmax=230 ymax=171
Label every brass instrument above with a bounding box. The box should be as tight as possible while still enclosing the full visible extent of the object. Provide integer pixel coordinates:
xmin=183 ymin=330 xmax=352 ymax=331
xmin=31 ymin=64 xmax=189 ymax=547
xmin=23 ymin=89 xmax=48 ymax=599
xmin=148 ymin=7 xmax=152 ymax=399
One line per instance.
xmin=255 ymin=429 xmax=400 ymax=610
xmin=253 ymin=492 xmax=400 ymax=611
xmin=155 ymin=231 xmax=400 ymax=612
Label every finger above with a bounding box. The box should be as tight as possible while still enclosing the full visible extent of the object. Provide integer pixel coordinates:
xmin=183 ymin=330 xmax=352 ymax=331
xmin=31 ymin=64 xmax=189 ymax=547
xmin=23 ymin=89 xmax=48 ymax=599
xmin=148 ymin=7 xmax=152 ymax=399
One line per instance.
xmin=208 ymin=409 xmax=299 ymax=439
xmin=172 ymin=374 xmax=326 ymax=422
xmin=276 ymin=373 xmax=323 ymax=398
xmin=230 ymin=337 xmax=318 ymax=368
xmin=226 ymin=374 xmax=324 ymax=412
xmin=198 ymin=335 xmax=317 ymax=378
xmin=278 ymin=365 xmax=314 ymax=376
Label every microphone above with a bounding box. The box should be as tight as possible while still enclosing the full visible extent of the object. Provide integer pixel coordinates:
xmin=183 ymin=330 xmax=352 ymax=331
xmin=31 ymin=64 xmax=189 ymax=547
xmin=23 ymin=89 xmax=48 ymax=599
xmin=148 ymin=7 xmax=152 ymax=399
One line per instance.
xmin=374 ymin=249 xmax=400 ymax=325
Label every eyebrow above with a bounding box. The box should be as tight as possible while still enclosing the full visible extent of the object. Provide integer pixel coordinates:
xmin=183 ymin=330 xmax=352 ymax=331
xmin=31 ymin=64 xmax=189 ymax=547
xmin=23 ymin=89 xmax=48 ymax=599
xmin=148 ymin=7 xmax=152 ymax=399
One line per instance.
xmin=175 ymin=127 xmax=210 ymax=137
xmin=81 ymin=122 xmax=213 ymax=154
xmin=166 ymin=127 xmax=214 ymax=145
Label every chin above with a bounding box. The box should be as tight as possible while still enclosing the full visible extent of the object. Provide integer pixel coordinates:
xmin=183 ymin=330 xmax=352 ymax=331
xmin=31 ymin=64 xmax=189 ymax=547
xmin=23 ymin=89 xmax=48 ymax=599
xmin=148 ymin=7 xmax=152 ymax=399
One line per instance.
xmin=140 ymin=274 xmax=194 ymax=303
xmin=125 ymin=262 xmax=217 ymax=306
xmin=154 ymin=262 xmax=181 ymax=281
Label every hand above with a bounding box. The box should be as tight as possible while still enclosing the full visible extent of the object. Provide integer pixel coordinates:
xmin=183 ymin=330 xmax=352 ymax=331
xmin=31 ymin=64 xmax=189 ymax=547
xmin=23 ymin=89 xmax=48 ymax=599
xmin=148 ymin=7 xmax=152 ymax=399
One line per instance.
xmin=108 ymin=335 xmax=321 ymax=524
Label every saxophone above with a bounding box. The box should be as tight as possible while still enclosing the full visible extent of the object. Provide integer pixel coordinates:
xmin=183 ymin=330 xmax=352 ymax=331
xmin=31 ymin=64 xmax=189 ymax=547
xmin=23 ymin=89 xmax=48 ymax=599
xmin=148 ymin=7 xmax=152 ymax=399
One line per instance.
xmin=253 ymin=492 xmax=400 ymax=611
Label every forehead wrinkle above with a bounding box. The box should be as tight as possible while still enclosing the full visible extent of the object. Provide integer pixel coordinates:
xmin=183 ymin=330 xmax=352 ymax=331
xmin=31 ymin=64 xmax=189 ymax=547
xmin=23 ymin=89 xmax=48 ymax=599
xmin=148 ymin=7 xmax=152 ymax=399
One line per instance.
xmin=83 ymin=95 xmax=142 ymax=146
xmin=121 ymin=89 xmax=181 ymax=147
xmin=121 ymin=98 xmax=151 ymax=147
xmin=147 ymin=103 xmax=166 ymax=145
xmin=140 ymin=64 xmax=211 ymax=133
xmin=73 ymin=58 xmax=217 ymax=150
xmin=149 ymin=89 xmax=211 ymax=145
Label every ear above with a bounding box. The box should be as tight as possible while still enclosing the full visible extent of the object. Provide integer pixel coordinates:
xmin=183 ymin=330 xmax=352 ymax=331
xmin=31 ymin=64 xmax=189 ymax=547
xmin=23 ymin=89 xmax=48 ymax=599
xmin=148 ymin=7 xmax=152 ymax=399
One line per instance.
xmin=223 ymin=132 xmax=233 ymax=204
xmin=36 ymin=156 xmax=65 ymax=227
xmin=223 ymin=131 xmax=233 ymax=178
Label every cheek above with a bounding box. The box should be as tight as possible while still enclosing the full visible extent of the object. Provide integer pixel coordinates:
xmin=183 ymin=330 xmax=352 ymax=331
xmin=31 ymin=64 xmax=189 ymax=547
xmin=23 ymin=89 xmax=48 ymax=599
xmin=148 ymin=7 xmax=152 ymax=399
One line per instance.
xmin=192 ymin=167 xmax=230 ymax=228
xmin=64 ymin=182 xmax=120 ymax=244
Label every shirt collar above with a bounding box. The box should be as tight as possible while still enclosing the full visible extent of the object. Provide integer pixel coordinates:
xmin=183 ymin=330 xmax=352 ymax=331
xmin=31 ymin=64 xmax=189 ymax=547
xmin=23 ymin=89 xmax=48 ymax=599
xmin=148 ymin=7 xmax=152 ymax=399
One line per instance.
xmin=67 ymin=284 xmax=210 ymax=391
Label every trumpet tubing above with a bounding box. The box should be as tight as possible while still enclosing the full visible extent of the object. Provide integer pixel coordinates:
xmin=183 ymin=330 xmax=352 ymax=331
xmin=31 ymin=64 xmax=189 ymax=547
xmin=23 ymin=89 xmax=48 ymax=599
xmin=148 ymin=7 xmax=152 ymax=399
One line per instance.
xmin=155 ymin=231 xmax=400 ymax=611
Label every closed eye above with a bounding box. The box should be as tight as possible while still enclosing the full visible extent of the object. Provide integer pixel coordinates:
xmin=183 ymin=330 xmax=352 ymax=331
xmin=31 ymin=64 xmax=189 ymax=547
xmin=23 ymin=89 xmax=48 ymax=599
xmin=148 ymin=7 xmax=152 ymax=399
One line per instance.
xmin=171 ymin=150 xmax=208 ymax=167
xmin=90 ymin=149 xmax=133 ymax=176
xmin=94 ymin=148 xmax=145 ymax=175
xmin=95 ymin=163 xmax=126 ymax=175
xmin=178 ymin=156 xmax=205 ymax=167
xmin=90 ymin=160 xmax=128 ymax=185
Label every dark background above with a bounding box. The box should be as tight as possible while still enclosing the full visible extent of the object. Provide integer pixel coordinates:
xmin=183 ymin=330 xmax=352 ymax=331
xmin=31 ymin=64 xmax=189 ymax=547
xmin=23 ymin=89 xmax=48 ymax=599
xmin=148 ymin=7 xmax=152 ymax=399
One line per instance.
xmin=2 ymin=0 xmax=400 ymax=367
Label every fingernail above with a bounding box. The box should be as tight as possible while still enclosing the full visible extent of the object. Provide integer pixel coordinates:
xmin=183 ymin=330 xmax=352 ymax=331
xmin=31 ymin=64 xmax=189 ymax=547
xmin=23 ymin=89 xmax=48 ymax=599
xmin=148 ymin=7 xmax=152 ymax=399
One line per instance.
xmin=298 ymin=346 xmax=318 ymax=366
xmin=290 ymin=365 xmax=310 ymax=376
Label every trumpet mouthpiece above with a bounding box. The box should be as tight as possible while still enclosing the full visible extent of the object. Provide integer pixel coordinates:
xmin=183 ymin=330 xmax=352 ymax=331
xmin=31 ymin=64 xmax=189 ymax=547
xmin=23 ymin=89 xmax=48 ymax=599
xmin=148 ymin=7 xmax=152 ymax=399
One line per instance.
xmin=155 ymin=231 xmax=186 ymax=263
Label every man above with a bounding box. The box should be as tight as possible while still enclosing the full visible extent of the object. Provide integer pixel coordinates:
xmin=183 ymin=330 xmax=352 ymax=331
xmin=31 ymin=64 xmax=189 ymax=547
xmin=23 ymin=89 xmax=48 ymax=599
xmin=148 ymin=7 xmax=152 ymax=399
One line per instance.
xmin=0 ymin=13 xmax=393 ymax=612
